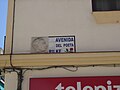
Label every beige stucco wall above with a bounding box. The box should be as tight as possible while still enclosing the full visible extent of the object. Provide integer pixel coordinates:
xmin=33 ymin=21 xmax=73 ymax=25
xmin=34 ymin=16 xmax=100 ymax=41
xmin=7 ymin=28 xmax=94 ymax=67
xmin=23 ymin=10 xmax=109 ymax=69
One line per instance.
xmin=5 ymin=72 xmax=17 ymax=90
xmin=12 ymin=0 xmax=120 ymax=53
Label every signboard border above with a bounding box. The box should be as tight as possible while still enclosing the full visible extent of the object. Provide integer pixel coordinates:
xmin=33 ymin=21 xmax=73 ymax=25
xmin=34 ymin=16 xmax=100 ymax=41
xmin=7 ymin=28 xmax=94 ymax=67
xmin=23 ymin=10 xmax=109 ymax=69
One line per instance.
xmin=29 ymin=76 xmax=120 ymax=90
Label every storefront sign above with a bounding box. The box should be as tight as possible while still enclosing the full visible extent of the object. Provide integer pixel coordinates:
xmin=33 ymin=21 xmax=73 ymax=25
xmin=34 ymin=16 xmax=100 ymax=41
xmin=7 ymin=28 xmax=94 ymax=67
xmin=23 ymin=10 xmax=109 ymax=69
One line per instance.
xmin=29 ymin=76 xmax=120 ymax=90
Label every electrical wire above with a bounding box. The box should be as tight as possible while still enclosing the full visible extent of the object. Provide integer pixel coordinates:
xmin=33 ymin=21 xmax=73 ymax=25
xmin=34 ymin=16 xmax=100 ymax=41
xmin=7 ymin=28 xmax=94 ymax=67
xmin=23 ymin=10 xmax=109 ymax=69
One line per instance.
xmin=62 ymin=66 xmax=78 ymax=72
xmin=22 ymin=65 xmax=79 ymax=75
xmin=10 ymin=0 xmax=16 ymax=69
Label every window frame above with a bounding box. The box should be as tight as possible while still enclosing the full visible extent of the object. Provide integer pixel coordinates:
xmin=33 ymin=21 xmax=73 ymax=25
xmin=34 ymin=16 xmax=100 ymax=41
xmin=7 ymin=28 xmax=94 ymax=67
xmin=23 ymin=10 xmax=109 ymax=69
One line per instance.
xmin=92 ymin=0 xmax=120 ymax=12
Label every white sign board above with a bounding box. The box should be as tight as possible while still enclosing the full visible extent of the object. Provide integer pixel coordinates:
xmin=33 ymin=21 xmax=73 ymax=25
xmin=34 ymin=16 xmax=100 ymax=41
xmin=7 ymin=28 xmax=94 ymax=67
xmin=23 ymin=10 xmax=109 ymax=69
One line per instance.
xmin=49 ymin=36 xmax=76 ymax=53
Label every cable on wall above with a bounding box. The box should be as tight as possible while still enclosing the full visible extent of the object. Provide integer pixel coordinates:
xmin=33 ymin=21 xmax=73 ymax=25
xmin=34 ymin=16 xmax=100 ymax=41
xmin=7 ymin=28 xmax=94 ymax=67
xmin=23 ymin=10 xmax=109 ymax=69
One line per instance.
xmin=10 ymin=0 xmax=16 ymax=69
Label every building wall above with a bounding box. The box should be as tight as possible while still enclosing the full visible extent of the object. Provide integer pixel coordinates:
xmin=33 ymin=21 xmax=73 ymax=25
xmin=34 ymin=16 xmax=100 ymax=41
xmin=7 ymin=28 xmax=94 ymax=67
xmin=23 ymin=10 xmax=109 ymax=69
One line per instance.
xmin=13 ymin=0 xmax=120 ymax=53
xmin=4 ymin=1 xmax=120 ymax=90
